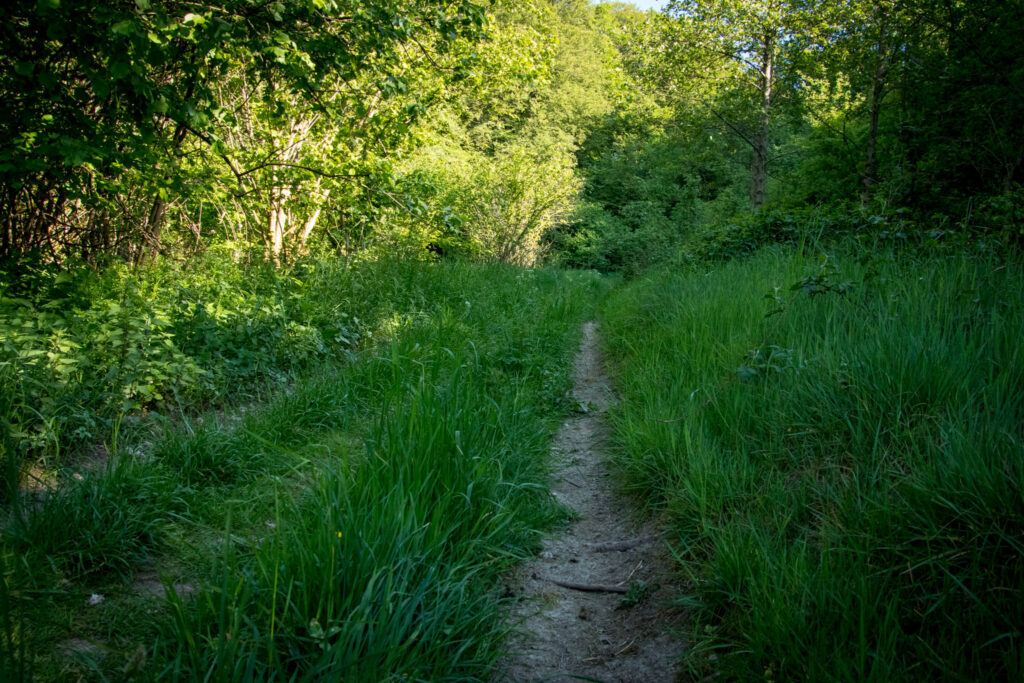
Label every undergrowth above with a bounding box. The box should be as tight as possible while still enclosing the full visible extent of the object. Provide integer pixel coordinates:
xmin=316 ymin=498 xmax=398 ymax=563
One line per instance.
xmin=0 ymin=251 xmax=439 ymax=492
xmin=0 ymin=258 xmax=605 ymax=680
xmin=601 ymin=241 xmax=1024 ymax=680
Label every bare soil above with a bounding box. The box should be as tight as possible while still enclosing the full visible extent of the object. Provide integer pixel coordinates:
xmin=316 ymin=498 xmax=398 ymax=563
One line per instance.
xmin=132 ymin=567 xmax=196 ymax=600
xmin=496 ymin=322 xmax=685 ymax=682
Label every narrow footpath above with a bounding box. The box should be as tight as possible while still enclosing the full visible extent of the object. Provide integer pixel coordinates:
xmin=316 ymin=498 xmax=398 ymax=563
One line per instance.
xmin=498 ymin=322 xmax=684 ymax=682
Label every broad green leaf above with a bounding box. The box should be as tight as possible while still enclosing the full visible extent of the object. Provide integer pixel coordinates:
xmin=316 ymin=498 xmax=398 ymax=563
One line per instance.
xmin=112 ymin=19 xmax=135 ymax=35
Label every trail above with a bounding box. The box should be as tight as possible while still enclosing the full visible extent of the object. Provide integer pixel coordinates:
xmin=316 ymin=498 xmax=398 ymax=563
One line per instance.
xmin=497 ymin=322 xmax=684 ymax=682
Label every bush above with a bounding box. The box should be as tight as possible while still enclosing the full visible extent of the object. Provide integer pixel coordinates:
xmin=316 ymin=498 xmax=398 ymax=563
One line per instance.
xmin=400 ymin=141 xmax=582 ymax=266
xmin=0 ymin=253 xmax=391 ymax=472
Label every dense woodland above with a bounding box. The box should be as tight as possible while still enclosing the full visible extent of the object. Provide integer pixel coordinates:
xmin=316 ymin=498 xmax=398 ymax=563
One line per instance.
xmin=3 ymin=0 xmax=1020 ymax=268
xmin=1 ymin=0 xmax=1022 ymax=680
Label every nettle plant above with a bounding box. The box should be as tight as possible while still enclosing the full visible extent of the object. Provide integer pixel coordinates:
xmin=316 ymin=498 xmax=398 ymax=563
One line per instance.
xmin=0 ymin=271 xmax=204 ymax=459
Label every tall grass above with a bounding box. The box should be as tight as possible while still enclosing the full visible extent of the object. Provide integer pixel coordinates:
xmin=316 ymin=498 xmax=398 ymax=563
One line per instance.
xmin=1 ymin=259 xmax=605 ymax=680
xmin=5 ymin=458 xmax=171 ymax=581
xmin=154 ymin=264 xmax=602 ymax=680
xmin=601 ymin=244 xmax=1024 ymax=680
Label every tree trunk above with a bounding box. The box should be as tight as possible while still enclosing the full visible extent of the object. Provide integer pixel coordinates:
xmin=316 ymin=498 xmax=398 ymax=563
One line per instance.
xmin=749 ymin=34 xmax=774 ymax=209
xmin=139 ymin=122 xmax=189 ymax=264
xmin=138 ymin=195 xmax=167 ymax=266
xmin=860 ymin=80 xmax=883 ymax=208
xmin=262 ymin=117 xmax=317 ymax=264
xmin=861 ymin=35 xmax=890 ymax=208
xmin=299 ymin=188 xmax=328 ymax=253
xmin=0 ymin=195 xmax=11 ymax=262
xmin=268 ymin=186 xmax=291 ymax=264
xmin=749 ymin=128 xmax=769 ymax=209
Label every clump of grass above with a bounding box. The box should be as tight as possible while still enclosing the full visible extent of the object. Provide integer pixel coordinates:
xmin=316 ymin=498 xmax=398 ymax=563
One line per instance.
xmin=5 ymin=457 xmax=170 ymax=582
xmin=601 ymin=244 xmax=1024 ymax=680
xmin=160 ymin=373 xmax=552 ymax=679
xmin=0 ymin=551 xmax=29 ymax=682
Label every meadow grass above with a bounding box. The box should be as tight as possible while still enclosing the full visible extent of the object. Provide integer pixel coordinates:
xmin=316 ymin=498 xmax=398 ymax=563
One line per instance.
xmin=601 ymin=243 xmax=1024 ymax=680
xmin=0 ymin=259 xmax=605 ymax=680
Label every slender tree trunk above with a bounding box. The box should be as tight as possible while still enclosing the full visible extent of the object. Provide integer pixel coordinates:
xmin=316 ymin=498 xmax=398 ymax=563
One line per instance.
xmin=261 ymin=116 xmax=317 ymax=264
xmin=749 ymin=130 xmax=768 ymax=210
xmin=860 ymin=79 xmax=883 ymax=208
xmin=139 ymin=195 xmax=168 ymax=265
xmin=139 ymin=122 xmax=189 ymax=264
xmin=299 ymin=187 xmax=328 ymax=253
xmin=750 ymin=34 xmax=774 ymax=209
xmin=861 ymin=36 xmax=890 ymax=208
xmin=0 ymin=195 xmax=11 ymax=262
xmin=268 ymin=185 xmax=291 ymax=264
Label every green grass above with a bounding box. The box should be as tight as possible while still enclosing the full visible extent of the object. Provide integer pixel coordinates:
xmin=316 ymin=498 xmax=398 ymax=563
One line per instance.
xmin=601 ymin=244 xmax=1024 ymax=680
xmin=5 ymin=458 xmax=171 ymax=581
xmin=0 ymin=259 xmax=606 ymax=680
xmin=14 ymin=233 xmax=1019 ymax=680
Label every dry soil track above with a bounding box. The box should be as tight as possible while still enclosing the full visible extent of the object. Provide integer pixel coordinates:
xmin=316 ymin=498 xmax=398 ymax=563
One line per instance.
xmin=496 ymin=321 xmax=685 ymax=682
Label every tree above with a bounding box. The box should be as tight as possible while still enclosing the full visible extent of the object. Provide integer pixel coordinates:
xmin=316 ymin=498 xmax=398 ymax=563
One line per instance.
xmin=795 ymin=0 xmax=913 ymax=207
xmin=663 ymin=0 xmax=825 ymax=209
xmin=0 ymin=0 xmax=490 ymax=263
xmin=793 ymin=0 xmax=1024 ymax=210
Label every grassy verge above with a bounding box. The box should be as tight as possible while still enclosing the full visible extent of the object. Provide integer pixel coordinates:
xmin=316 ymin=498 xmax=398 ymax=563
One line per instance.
xmin=601 ymin=243 xmax=1024 ymax=680
xmin=1 ymin=260 xmax=606 ymax=680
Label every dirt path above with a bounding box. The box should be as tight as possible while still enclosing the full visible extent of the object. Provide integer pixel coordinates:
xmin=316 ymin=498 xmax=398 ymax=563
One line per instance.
xmin=497 ymin=322 xmax=684 ymax=682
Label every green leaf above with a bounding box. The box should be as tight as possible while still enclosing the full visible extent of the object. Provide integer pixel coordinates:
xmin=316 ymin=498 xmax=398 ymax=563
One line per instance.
xmin=112 ymin=19 xmax=135 ymax=36
xmin=109 ymin=62 xmax=130 ymax=80
xmin=93 ymin=77 xmax=111 ymax=99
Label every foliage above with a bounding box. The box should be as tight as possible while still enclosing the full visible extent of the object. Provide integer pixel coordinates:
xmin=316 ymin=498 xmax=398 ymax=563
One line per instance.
xmin=662 ymin=0 xmax=833 ymax=208
xmin=0 ymin=255 xmax=352 ymax=473
xmin=398 ymin=0 xmax=628 ymax=267
xmin=0 ymin=0 xmax=490 ymax=262
xmin=613 ymin=0 xmax=1024 ymax=224
xmin=406 ymin=140 xmax=581 ymax=265
xmin=551 ymin=121 xmax=708 ymax=274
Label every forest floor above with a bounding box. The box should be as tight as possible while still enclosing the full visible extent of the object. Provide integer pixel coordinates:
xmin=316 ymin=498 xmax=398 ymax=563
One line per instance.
xmin=497 ymin=322 xmax=685 ymax=682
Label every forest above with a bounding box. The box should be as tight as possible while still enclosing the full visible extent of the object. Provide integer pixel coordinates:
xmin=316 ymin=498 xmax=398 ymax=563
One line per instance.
xmin=0 ymin=0 xmax=1022 ymax=680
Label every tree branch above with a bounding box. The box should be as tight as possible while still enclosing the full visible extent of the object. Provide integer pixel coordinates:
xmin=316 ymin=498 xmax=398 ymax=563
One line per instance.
xmin=709 ymin=108 xmax=757 ymax=151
